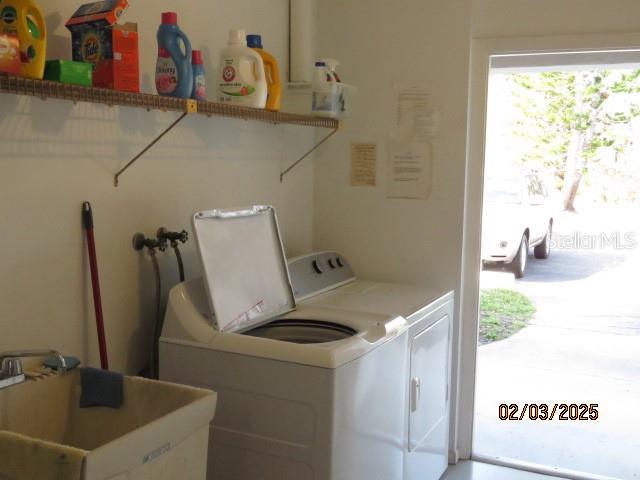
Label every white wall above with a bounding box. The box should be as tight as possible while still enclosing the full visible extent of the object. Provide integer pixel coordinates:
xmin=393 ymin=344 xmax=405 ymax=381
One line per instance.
xmin=313 ymin=0 xmax=472 ymax=458
xmin=0 ymin=0 xmax=316 ymax=373
xmin=473 ymin=0 xmax=640 ymax=38
xmin=314 ymin=0 xmax=471 ymax=285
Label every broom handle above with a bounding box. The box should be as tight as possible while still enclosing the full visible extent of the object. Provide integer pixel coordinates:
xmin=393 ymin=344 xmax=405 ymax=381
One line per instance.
xmin=83 ymin=202 xmax=109 ymax=370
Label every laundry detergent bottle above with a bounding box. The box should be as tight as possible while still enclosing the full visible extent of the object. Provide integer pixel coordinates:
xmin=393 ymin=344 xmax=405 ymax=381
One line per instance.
xmin=0 ymin=0 xmax=46 ymax=78
xmin=155 ymin=12 xmax=193 ymax=98
xmin=247 ymin=34 xmax=281 ymax=111
xmin=218 ymin=29 xmax=267 ymax=108
xmin=191 ymin=49 xmax=206 ymax=101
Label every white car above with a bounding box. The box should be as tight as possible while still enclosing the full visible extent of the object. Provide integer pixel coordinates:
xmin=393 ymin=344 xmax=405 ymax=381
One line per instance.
xmin=482 ymin=173 xmax=555 ymax=278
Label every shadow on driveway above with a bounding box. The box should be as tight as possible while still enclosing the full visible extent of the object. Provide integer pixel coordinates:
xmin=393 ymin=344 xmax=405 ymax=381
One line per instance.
xmin=519 ymin=246 xmax=629 ymax=283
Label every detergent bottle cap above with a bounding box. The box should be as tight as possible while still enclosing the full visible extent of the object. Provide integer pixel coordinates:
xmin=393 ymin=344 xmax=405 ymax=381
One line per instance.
xmin=228 ymin=29 xmax=247 ymax=46
xmin=192 ymin=50 xmax=204 ymax=65
xmin=162 ymin=12 xmax=178 ymax=25
xmin=246 ymin=34 xmax=263 ymax=49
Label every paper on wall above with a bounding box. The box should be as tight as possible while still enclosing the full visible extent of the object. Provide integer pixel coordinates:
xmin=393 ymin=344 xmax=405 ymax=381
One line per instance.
xmin=386 ymin=141 xmax=432 ymax=199
xmin=393 ymin=82 xmax=440 ymax=140
xmin=350 ymin=143 xmax=377 ymax=186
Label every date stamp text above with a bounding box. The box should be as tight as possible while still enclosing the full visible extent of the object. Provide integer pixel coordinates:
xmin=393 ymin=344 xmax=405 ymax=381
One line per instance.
xmin=498 ymin=403 xmax=599 ymax=421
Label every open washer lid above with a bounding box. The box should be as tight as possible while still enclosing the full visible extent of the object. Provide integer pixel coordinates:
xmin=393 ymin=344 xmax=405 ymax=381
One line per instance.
xmin=192 ymin=206 xmax=296 ymax=333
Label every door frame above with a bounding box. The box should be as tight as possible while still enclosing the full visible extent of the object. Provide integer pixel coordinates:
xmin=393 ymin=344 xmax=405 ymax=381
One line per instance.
xmin=456 ymin=31 xmax=640 ymax=460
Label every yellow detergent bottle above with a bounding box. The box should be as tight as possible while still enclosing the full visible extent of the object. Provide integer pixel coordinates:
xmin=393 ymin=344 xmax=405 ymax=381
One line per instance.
xmin=0 ymin=0 xmax=46 ymax=78
xmin=247 ymin=34 xmax=281 ymax=111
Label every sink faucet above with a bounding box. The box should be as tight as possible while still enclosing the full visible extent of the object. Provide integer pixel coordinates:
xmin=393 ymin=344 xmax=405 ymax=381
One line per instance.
xmin=0 ymin=350 xmax=67 ymax=390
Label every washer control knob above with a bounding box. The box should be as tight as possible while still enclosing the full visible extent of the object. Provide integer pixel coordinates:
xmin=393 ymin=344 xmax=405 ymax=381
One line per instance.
xmin=328 ymin=258 xmax=335 ymax=269
xmin=312 ymin=260 xmax=323 ymax=274
xmin=336 ymin=257 xmax=344 ymax=268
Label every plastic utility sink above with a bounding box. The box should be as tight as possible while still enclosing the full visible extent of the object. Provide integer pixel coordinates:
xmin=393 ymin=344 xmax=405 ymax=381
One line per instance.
xmin=0 ymin=370 xmax=217 ymax=480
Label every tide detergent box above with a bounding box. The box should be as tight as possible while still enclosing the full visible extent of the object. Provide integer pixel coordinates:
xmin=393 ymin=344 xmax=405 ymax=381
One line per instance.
xmin=0 ymin=33 xmax=21 ymax=75
xmin=66 ymin=0 xmax=139 ymax=92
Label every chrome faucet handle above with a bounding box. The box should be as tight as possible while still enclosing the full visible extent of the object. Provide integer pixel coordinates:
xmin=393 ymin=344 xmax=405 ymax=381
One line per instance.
xmin=0 ymin=350 xmax=67 ymax=390
xmin=50 ymin=354 xmax=67 ymax=375
xmin=0 ymin=358 xmax=23 ymax=377
xmin=0 ymin=350 xmax=67 ymax=376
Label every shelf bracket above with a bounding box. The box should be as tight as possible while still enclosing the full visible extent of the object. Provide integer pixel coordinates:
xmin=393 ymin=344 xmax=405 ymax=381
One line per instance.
xmin=114 ymin=112 xmax=188 ymax=187
xmin=280 ymin=127 xmax=339 ymax=182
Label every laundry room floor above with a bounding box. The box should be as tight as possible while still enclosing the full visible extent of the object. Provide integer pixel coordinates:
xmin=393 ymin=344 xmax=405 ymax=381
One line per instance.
xmin=444 ymin=461 xmax=563 ymax=479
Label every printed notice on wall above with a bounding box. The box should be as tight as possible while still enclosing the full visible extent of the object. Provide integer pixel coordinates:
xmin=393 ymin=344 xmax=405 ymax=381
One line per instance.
xmin=393 ymin=82 xmax=440 ymax=140
xmin=387 ymin=141 xmax=432 ymax=199
xmin=350 ymin=143 xmax=377 ymax=187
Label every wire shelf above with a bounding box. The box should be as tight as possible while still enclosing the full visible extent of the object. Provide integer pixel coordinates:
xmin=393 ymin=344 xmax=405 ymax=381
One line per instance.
xmin=0 ymin=74 xmax=340 ymax=185
xmin=0 ymin=74 xmax=339 ymax=129
xmin=196 ymin=100 xmax=339 ymax=128
xmin=0 ymin=74 xmax=190 ymax=112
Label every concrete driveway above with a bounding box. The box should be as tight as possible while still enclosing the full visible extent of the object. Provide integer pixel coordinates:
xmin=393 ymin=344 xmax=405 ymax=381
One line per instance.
xmin=474 ymin=208 xmax=640 ymax=480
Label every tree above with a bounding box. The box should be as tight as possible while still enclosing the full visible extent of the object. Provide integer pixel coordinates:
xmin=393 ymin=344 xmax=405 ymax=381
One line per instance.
xmin=510 ymin=69 xmax=640 ymax=211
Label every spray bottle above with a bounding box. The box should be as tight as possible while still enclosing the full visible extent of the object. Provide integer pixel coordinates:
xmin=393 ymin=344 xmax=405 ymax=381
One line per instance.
xmin=312 ymin=59 xmax=347 ymax=118
xmin=322 ymin=58 xmax=342 ymax=82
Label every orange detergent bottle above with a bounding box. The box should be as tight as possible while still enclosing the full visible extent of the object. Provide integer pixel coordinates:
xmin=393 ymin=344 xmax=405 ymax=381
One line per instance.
xmin=0 ymin=0 xmax=46 ymax=78
xmin=247 ymin=34 xmax=281 ymax=111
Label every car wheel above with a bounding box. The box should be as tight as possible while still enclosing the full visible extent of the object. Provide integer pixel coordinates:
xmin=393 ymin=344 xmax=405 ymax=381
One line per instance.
xmin=511 ymin=234 xmax=528 ymax=279
xmin=534 ymin=222 xmax=552 ymax=260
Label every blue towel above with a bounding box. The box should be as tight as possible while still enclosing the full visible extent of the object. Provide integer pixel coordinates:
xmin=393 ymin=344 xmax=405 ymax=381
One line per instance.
xmin=79 ymin=367 xmax=123 ymax=409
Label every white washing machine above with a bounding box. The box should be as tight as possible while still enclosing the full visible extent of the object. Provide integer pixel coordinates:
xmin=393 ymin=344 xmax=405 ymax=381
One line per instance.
xmin=159 ymin=206 xmax=453 ymax=480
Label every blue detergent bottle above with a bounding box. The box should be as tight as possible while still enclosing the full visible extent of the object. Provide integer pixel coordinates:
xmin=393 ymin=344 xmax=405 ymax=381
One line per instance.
xmin=155 ymin=12 xmax=193 ymax=98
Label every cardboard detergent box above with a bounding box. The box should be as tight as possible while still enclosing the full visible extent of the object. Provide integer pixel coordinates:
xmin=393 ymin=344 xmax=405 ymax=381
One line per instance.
xmin=65 ymin=0 xmax=140 ymax=92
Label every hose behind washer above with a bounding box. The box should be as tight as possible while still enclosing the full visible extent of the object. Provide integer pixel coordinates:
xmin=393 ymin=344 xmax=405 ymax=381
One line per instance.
xmin=171 ymin=243 xmax=185 ymax=283
xmin=149 ymin=250 xmax=162 ymax=380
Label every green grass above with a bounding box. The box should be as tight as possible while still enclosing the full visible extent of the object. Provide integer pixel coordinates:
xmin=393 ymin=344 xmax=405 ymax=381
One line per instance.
xmin=479 ymin=289 xmax=536 ymax=344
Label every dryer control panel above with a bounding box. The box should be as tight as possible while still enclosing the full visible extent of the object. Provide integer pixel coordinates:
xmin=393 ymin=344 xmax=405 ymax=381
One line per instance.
xmin=287 ymin=251 xmax=356 ymax=301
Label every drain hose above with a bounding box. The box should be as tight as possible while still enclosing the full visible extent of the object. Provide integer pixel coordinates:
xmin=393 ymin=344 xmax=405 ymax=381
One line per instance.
xmin=149 ymin=250 xmax=162 ymax=380
xmin=172 ymin=242 xmax=185 ymax=283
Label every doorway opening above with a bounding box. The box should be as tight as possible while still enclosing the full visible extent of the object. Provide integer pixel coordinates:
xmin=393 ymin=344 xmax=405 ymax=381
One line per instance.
xmin=473 ymin=51 xmax=640 ymax=480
